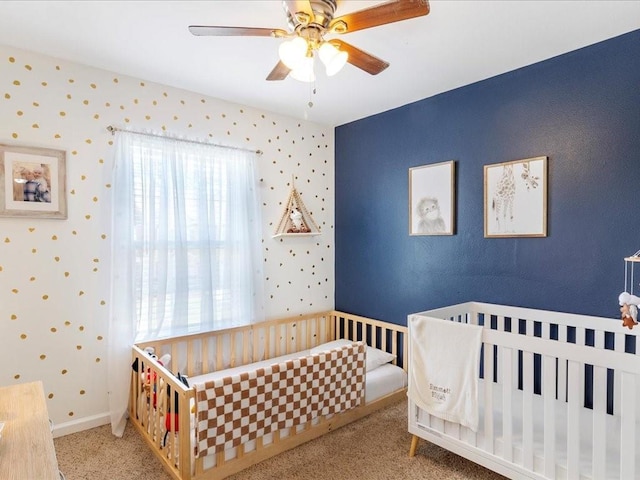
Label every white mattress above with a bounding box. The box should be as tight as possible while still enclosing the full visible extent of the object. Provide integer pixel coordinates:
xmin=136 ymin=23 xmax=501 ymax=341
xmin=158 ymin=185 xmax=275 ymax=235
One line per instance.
xmin=189 ymin=348 xmax=407 ymax=403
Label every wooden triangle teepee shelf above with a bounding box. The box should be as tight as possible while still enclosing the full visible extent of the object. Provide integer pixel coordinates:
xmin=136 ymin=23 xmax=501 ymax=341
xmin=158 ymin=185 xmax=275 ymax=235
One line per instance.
xmin=273 ymin=178 xmax=321 ymax=238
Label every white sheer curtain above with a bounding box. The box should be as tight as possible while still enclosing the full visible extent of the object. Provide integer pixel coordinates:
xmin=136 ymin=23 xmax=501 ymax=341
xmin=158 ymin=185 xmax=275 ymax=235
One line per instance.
xmin=108 ymin=130 xmax=264 ymax=436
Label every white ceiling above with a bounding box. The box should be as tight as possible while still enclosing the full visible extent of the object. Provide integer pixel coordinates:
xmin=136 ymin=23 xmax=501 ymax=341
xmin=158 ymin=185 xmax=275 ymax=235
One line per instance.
xmin=0 ymin=1 xmax=639 ymax=127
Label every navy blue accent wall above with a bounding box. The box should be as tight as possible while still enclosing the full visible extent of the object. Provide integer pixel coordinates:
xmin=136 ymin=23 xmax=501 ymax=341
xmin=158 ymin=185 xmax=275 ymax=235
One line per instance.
xmin=335 ymin=30 xmax=640 ymax=326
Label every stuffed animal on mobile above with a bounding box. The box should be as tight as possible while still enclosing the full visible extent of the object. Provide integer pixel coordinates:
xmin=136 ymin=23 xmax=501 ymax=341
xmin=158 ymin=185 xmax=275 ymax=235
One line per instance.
xmin=618 ymin=292 xmax=639 ymax=329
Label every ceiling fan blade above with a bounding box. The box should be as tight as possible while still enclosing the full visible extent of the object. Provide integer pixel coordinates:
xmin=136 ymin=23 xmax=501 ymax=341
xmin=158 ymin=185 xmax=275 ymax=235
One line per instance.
xmin=283 ymin=1 xmax=315 ymax=25
xmin=331 ymin=40 xmax=389 ymax=75
xmin=188 ymin=26 xmax=288 ymax=37
xmin=330 ymin=0 xmax=429 ymax=34
xmin=266 ymin=61 xmax=291 ymax=81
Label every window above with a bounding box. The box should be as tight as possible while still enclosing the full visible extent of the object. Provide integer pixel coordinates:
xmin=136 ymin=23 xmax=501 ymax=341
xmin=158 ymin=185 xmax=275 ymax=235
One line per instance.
xmin=112 ymin=131 xmax=264 ymax=342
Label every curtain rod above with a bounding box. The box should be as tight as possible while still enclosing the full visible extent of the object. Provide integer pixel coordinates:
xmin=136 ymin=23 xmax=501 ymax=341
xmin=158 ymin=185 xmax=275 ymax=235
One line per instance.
xmin=106 ymin=125 xmax=262 ymax=155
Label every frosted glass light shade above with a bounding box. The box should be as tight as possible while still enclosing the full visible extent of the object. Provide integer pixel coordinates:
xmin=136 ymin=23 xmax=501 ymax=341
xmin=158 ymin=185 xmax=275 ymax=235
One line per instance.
xmin=278 ymin=37 xmax=308 ymax=69
xmin=318 ymin=42 xmax=348 ymax=76
xmin=289 ymin=56 xmax=315 ymax=82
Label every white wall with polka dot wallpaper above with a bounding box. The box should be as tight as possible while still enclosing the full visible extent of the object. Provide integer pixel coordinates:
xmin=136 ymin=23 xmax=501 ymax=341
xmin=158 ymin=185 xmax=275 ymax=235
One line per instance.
xmin=0 ymin=45 xmax=335 ymax=435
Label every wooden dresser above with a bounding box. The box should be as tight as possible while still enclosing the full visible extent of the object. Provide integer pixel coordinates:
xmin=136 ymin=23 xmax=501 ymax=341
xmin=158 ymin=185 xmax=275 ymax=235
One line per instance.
xmin=0 ymin=381 xmax=60 ymax=479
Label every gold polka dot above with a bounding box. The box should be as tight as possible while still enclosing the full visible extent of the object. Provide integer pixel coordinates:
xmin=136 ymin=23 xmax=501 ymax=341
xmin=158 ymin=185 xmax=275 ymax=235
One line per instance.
xmin=64 ymin=272 xmax=70 ymax=277
xmin=28 ymin=227 xmax=35 ymax=232
xmin=81 ymin=175 xmax=86 ymax=180
xmin=24 ymin=64 xmax=32 ymax=70
xmin=93 ymin=114 xmax=99 ymax=119
xmin=83 ymin=100 xmax=89 ymax=105
xmin=66 ymin=94 xmax=71 ymax=99
xmin=20 ymin=334 xmax=27 ymax=339
xmin=10 ymin=314 xmax=17 ymax=320
xmin=41 ymin=81 xmax=47 ymax=86
xmin=11 ymin=288 xmax=18 ymax=294
xmin=85 ymin=139 xmax=92 ymax=144
xmin=8 ymin=57 xmax=15 ymax=63
xmin=65 ymin=321 xmax=71 ymax=326
xmin=50 ymin=327 xmax=57 ymax=332
xmin=4 ymin=237 xmax=9 ymax=243
xmin=93 ymin=258 xmax=100 ymax=263
xmin=80 ymin=390 xmax=86 ymax=395
xmin=4 ymin=93 xmax=10 ymax=99
xmin=16 ymin=110 xmax=23 ymax=116
xmin=54 ymin=256 xmax=60 ymax=262
xmin=40 ymin=354 xmax=46 ymax=360
xmin=14 ymin=374 xmax=20 ymax=380
xmin=72 ymin=230 xmax=77 ymax=235
xmin=32 ymin=123 xmax=39 ymax=128
xmin=76 ymin=345 xmax=82 ymax=350
xmin=11 ymin=133 xmax=17 ymax=138
xmin=98 ymin=159 xmax=104 ymax=164
xmin=42 ymin=294 xmax=49 ymax=300
xmin=70 ymin=189 xmax=75 ymax=194
xmin=90 ymin=83 xmax=97 ymax=89
xmin=79 ymin=291 xmax=84 ymax=296
xmin=68 ymin=412 xmax=74 ymax=417
xmin=101 ymin=234 xmax=107 ymax=239
xmin=59 ymin=111 xmax=66 ymax=116
xmin=93 ymin=267 xmax=98 ymax=272
xmin=79 ymin=326 xmax=84 ymax=331
xmin=100 ymin=300 xmax=106 ymax=305
xmin=95 ymin=358 xmax=101 ymax=363
xmin=113 ymin=78 xmax=119 ymax=83
xmin=68 ymin=78 xmax=74 ymax=83
xmin=51 ymin=235 xmax=58 ymax=240
xmin=32 ymin=248 xmax=36 ymax=253
xmin=97 ymin=335 xmax=103 ymax=340
xmin=13 ymin=80 xmax=20 ymax=86
xmin=85 ymin=214 xmax=91 ymax=219
xmin=92 ymin=196 xmax=98 ymax=202
xmin=48 ymin=393 xmax=53 ymax=399
xmin=61 ymin=369 xmax=68 ymax=374
xmin=33 ymin=102 xmax=39 ymax=107
xmin=72 ymin=151 xmax=77 ymax=155
xmin=29 ymin=276 xmax=35 ymax=282
xmin=54 ymin=134 xmax=61 ymax=139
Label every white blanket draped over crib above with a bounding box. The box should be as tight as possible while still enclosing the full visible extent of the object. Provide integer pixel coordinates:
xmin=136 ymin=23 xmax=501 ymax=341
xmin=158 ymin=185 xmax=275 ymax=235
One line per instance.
xmin=408 ymin=315 xmax=482 ymax=431
xmin=193 ymin=342 xmax=366 ymax=457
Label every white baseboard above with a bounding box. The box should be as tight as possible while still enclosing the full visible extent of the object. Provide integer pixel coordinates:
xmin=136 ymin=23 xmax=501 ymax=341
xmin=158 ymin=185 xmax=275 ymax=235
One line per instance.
xmin=52 ymin=412 xmax=111 ymax=438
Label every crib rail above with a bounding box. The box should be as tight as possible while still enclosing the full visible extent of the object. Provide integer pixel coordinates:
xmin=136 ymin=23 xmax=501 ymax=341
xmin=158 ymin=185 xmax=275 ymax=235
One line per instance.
xmin=131 ymin=310 xmax=407 ymax=480
xmin=409 ymin=302 xmax=640 ymax=480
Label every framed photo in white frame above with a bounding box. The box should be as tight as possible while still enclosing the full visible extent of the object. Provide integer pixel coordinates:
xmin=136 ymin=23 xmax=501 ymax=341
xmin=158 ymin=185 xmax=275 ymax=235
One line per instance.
xmin=409 ymin=160 xmax=456 ymax=236
xmin=484 ymin=156 xmax=547 ymax=238
xmin=0 ymin=143 xmax=67 ymax=219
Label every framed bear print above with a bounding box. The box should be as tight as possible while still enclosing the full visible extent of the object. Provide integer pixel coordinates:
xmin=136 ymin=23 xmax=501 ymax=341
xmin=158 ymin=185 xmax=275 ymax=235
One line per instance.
xmin=484 ymin=156 xmax=547 ymax=238
xmin=409 ymin=160 xmax=456 ymax=236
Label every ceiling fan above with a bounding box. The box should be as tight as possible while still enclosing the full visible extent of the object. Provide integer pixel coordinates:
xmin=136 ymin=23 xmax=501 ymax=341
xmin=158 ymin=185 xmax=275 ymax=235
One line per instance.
xmin=188 ymin=0 xmax=430 ymax=82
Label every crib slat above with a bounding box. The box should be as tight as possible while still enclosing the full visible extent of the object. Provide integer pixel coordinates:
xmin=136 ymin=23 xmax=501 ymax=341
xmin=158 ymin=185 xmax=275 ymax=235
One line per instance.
xmin=620 ymin=372 xmax=636 ymax=479
xmin=567 ymin=360 xmax=580 ymax=480
xmin=522 ymin=350 xmax=534 ymax=471
xmin=543 ymin=354 xmax=556 ymax=479
xmin=558 ymin=326 xmax=568 ymax=402
xmin=614 ymin=332 xmax=625 ymax=415
xmin=502 ymin=346 xmax=513 ymax=463
xmin=483 ymin=340 xmax=494 ymax=455
xmin=592 ymin=365 xmax=607 ymax=480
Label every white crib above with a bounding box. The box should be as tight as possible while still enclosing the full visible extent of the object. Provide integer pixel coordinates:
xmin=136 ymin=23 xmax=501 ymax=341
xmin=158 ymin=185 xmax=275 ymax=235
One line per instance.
xmin=408 ymin=302 xmax=640 ymax=480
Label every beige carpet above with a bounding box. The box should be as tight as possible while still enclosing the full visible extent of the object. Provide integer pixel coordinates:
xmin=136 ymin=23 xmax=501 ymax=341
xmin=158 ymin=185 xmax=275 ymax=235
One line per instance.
xmin=54 ymin=399 xmax=506 ymax=480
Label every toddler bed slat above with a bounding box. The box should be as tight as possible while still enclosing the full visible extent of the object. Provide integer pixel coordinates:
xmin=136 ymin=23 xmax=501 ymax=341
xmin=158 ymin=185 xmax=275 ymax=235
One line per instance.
xmin=409 ymin=302 xmax=640 ymax=480
xmin=131 ymin=310 xmax=407 ymax=480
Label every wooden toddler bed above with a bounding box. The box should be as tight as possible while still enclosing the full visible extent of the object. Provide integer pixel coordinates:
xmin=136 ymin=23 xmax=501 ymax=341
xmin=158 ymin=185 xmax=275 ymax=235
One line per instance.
xmin=408 ymin=302 xmax=640 ymax=480
xmin=131 ymin=310 xmax=408 ymax=480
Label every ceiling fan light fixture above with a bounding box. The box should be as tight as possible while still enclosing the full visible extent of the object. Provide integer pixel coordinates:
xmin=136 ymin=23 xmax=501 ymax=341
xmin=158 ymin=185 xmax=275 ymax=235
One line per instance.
xmin=318 ymin=42 xmax=348 ymax=76
xmin=278 ymin=36 xmax=308 ymax=69
xmin=289 ymin=56 xmax=316 ymax=83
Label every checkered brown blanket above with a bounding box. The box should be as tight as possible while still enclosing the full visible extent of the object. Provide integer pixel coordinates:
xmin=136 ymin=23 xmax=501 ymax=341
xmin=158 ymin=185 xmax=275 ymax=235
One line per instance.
xmin=194 ymin=342 xmax=366 ymax=457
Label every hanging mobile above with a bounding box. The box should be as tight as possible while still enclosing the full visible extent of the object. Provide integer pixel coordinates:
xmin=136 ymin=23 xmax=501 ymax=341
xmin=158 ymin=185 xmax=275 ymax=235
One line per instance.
xmin=619 ymin=249 xmax=640 ymax=329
